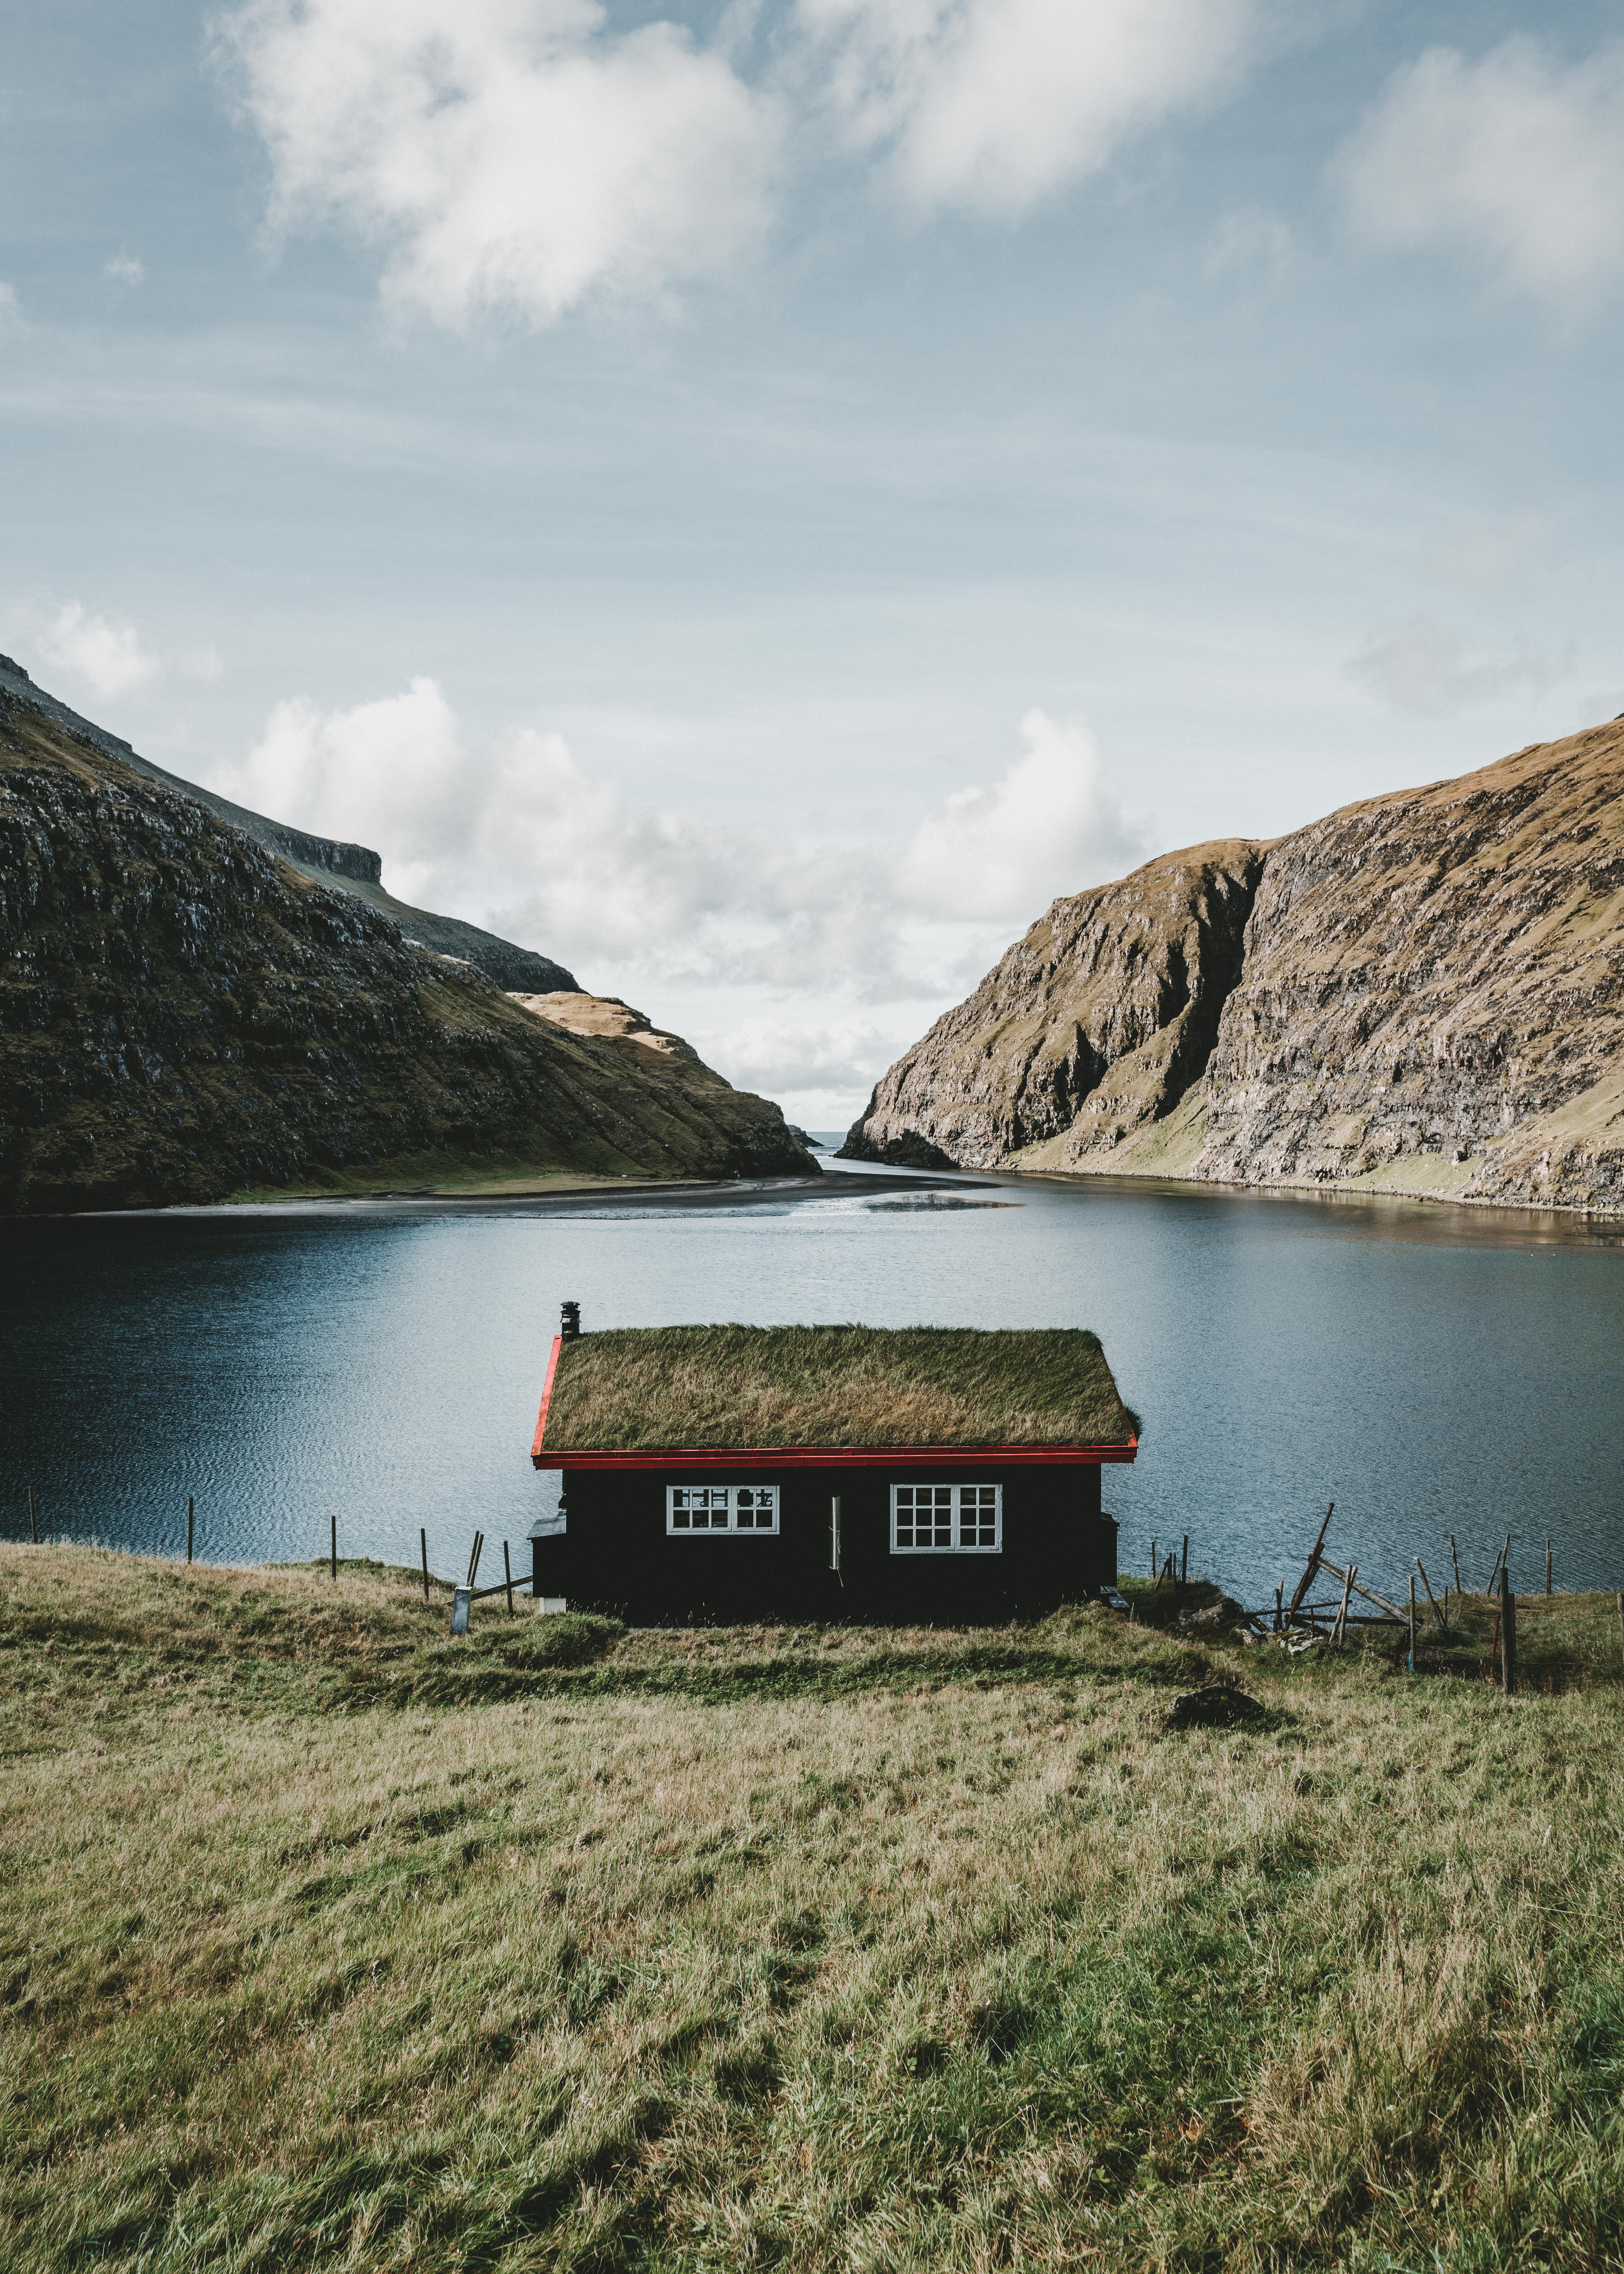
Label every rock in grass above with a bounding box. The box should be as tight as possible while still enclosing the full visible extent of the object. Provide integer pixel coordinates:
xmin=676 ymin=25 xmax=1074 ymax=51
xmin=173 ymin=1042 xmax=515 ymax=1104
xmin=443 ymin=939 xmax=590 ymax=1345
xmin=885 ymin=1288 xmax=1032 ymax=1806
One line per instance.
xmin=1168 ymin=1685 xmax=1265 ymax=1729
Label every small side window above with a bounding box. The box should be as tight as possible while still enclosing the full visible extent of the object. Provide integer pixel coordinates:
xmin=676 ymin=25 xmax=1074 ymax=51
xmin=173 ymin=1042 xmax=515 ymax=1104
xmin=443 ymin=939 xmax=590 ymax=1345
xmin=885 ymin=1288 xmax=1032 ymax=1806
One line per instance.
xmin=667 ymin=1486 xmax=780 ymax=1535
xmin=890 ymin=1484 xmax=1002 ymax=1554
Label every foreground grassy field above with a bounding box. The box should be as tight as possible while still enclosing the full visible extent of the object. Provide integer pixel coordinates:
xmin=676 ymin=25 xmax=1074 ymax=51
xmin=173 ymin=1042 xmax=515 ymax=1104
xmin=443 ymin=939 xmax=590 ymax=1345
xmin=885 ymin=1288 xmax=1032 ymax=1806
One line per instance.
xmin=3 ymin=1547 xmax=1623 ymax=2271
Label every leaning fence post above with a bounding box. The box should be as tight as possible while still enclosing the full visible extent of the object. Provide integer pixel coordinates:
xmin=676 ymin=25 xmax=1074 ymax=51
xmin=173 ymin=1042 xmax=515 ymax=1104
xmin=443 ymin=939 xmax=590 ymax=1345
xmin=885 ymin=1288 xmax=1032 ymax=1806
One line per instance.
xmin=28 ymin=1487 xmax=37 ymax=1545
xmin=1408 ymin=1576 xmax=1416 ymax=1673
xmin=1450 ymin=1534 xmax=1462 ymax=1596
xmin=503 ymin=1541 xmax=515 ymax=1618
xmin=1416 ymin=1556 xmax=1445 ymax=1630
xmin=1500 ymin=1564 xmax=1517 ymax=1697
xmin=1333 ymin=1561 xmax=1354 ymax=1645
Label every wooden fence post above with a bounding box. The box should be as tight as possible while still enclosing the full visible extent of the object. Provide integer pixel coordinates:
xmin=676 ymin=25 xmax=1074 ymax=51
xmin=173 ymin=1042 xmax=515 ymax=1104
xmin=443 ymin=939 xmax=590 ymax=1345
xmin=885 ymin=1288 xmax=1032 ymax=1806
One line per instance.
xmin=330 ymin=1514 xmax=337 ymax=1583
xmin=1151 ymin=1537 xmax=1157 ymax=1583
xmin=28 ymin=1487 xmax=37 ymax=1545
xmin=1616 ymin=1591 xmax=1623 ymax=1664
xmin=1416 ymin=1557 xmax=1445 ymax=1629
xmin=503 ymin=1541 xmax=515 ymax=1618
xmin=1500 ymin=1564 xmax=1517 ymax=1697
xmin=187 ymin=1496 xmax=194 ymax=1565
xmin=1181 ymin=1534 xmax=1189 ymax=1583
xmin=420 ymin=1528 xmax=430 ymax=1604
xmin=1333 ymin=1562 xmax=1354 ymax=1646
xmin=1274 ymin=1583 xmax=1283 ymax=1633
xmin=1408 ymin=1576 xmax=1416 ymax=1673
xmin=1450 ymin=1534 xmax=1462 ymax=1595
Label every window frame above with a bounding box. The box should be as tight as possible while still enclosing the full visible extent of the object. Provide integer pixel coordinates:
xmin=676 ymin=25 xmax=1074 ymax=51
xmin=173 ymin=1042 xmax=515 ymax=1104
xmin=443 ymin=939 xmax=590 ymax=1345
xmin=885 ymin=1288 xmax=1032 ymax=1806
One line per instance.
xmin=889 ymin=1482 xmax=1003 ymax=1555
xmin=666 ymin=1484 xmax=780 ymax=1536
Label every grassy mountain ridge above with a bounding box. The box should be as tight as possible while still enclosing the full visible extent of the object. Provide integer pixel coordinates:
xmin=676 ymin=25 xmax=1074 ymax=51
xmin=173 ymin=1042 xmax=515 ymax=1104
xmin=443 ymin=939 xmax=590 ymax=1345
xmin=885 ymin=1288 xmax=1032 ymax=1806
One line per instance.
xmin=0 ymin=694 xmax=814 ymax=1211
xmin=0 ymin=653 xmax=578 ymax=995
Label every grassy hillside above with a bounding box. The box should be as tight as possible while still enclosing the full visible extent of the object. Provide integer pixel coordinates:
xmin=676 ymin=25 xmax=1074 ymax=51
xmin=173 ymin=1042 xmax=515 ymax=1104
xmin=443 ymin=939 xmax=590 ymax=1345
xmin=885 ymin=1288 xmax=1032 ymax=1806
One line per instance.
xmin=0 ymin=695 xmax=814 ymax=1211
xmin=4 ymin=1548 xmax=1623 ymax=2269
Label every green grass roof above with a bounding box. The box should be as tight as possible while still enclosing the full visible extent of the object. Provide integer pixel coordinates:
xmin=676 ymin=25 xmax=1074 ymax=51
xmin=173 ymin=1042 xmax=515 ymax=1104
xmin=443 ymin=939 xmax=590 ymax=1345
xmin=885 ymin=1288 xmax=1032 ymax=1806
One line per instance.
xmin=541 ymin=1325 xmax=1139 ymax=1452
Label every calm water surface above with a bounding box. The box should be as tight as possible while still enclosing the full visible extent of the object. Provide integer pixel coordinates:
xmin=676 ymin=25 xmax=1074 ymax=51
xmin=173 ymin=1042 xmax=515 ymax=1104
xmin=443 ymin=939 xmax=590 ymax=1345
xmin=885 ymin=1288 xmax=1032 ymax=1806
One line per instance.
xmin=4 ymin=1156 xmax=1622 ymax=1610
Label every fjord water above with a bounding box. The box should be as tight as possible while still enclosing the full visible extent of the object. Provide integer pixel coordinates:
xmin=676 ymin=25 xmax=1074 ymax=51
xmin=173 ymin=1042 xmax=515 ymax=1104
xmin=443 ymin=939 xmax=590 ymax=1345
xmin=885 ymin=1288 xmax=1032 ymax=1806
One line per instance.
xmin=4 ymin=1159 xmax=1622 ymax=1611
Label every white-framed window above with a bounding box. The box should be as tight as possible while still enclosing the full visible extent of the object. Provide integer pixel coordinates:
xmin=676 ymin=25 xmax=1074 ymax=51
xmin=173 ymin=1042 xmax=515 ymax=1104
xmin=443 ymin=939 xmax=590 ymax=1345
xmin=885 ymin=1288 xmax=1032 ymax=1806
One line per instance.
xmin=890 ymin=1483 xmax=1002 ymax=1554
xmin=667 ymin=1485 xmax=780 ymax=1535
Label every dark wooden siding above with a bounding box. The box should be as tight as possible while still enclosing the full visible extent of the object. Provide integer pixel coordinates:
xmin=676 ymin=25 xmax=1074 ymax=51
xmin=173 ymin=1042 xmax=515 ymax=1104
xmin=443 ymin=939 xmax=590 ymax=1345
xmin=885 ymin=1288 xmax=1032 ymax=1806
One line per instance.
xmin=532 ymin=1463 xmax=1116 ymax=1625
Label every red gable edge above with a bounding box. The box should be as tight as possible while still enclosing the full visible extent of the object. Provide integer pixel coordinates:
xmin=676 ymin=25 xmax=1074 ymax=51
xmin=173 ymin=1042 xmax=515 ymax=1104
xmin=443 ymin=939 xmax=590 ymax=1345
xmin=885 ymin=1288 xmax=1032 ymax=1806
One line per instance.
xmin=529 ymin=1336 xmax=1137 ymax=1469
xmin=529 ymin=1334 xmax=563 ymax=1461
xmin=532 ymin=1444 xmax=1138 ymax=1471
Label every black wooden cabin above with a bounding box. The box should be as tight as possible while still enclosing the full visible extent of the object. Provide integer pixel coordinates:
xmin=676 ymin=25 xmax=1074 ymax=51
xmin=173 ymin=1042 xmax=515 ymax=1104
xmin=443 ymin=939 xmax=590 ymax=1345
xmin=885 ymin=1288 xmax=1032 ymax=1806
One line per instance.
xmin=529 ymin=1314 xmax=1137 ymax=1625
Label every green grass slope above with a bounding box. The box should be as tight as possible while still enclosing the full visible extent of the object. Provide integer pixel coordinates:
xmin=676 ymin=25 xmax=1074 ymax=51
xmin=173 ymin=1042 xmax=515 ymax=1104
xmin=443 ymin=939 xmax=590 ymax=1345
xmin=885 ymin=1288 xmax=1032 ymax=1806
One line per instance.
xmin=3 ymin=1546 xmax=1622 ymax=2271
xmin=0 ymin=696 xmax=814 ymax=1211
xmin=544 ymin=1325 xmax=1140 ymax=1451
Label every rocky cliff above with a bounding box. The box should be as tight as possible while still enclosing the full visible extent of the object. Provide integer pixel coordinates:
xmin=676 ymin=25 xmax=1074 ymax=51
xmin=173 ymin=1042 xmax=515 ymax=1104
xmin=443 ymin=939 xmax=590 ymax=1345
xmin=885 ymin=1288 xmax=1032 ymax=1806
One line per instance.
xmin=844 ymin=718 xmax=1624 ymax=1213
xmin=0 ymin=691 xmax=816 ymax=1211
xmin=0 ymin=654 xmax=578 ymax=995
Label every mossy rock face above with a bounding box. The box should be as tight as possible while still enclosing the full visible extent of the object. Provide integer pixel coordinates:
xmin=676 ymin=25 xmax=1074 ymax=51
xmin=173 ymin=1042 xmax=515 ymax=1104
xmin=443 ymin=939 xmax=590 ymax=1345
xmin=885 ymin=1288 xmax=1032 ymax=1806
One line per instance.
xmin=0 ymin=693 xmax=814 ymax=1212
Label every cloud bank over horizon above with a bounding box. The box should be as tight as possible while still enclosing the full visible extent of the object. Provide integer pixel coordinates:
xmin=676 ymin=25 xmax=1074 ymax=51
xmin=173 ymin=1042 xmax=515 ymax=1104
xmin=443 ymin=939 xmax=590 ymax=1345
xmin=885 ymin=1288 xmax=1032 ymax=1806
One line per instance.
xmin=200 ymin=671 xmax=1144 ymax=1114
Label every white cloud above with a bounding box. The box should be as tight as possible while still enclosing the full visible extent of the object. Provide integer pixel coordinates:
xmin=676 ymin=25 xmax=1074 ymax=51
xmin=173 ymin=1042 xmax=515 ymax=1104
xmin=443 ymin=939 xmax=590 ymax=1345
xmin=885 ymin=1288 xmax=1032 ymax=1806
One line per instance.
xmin=19 ymin=604 xmax=224 ymax=702
xmin=896 ymin=708 xmax=1137 ymax=916
xmin=218 ymin=0 xmax=781 ymax=328
xmin=694 ymin=1014 xmax=896 ymax=1097
xmin=797 ymin=0 xmax=1259 ymax=216
xmin=1346 ymin=615 xmax=1566 ymax=717
xmin=105 ymin=254 xmax=146 ymax=286
xmin=1338 ymin=38 xmax=1624 ymax=302
xmin=31 ymin=602 xmax=163 ymax=700
xmin=211 ymin=679 xmax=1142 ymax=1004
xmin=0 ymin=282 xmax=19 ymax=322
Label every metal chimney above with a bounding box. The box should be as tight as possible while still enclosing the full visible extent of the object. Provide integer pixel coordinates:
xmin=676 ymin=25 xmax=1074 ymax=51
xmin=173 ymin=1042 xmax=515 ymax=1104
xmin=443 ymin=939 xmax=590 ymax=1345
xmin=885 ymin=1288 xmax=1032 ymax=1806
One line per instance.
xmin=560 ymin=1300 xmax=581 ymax=1341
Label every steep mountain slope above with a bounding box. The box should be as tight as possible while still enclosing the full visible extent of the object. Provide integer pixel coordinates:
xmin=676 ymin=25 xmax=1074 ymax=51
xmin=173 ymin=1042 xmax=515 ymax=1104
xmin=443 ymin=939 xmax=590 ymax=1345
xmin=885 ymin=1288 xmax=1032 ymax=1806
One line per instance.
xmin=843 ymin=840 xmax=1267 ymax=1170
xmin=0 ymin=654 xmax=577 ymax=993
xmin=0 ymin=691 xmax=815 ymax=1212
xmin=844 ymin=719 xmax=1624 ymax=1212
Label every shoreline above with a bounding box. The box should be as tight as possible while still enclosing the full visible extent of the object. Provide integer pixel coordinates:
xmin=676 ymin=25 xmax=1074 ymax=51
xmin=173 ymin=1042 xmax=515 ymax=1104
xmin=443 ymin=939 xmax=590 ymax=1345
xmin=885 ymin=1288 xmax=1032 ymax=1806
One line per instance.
xmin=49 ymin=1166 xmax=986 ymax=1222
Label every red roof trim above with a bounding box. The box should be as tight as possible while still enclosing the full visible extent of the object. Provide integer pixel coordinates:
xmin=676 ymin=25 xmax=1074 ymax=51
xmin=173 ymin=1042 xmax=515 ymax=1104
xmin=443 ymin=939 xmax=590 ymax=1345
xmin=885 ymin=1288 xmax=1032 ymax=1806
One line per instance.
xmin=530 ymin=1336 xmax=563 ymax=1461
xmin=531 ymin=1440 xmax=1138 ymax=1472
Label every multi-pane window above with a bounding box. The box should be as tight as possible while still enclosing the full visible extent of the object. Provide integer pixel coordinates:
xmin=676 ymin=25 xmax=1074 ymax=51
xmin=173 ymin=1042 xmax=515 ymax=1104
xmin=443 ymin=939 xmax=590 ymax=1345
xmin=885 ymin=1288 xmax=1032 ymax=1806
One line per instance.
xmin=890 ymin=1484 xmax=1002 ymax=1554
xmin=667 ymin=1485 xmax=779 ymax=1534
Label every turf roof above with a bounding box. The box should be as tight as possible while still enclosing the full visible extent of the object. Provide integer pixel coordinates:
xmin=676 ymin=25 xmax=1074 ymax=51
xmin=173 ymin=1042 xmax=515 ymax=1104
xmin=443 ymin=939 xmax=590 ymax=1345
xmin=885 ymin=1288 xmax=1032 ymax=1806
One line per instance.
xmin=541 ymin=1325 xmax=1139 ymax=1452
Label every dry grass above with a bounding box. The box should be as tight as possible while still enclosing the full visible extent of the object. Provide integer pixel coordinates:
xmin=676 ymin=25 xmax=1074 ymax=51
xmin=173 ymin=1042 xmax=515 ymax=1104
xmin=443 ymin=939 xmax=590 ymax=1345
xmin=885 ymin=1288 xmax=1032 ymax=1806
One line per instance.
xmin=3 ymin=1545 xmax=1624 ymax=2270
xmin=542 ymin=1326 xmax=1139 ymax=1453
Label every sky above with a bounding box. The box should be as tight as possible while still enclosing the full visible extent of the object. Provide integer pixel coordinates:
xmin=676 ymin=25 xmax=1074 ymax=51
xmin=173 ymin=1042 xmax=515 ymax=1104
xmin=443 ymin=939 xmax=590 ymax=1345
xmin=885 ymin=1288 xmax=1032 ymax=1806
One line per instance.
xmin=5 ymin=1 xmax=1624 ymax=1128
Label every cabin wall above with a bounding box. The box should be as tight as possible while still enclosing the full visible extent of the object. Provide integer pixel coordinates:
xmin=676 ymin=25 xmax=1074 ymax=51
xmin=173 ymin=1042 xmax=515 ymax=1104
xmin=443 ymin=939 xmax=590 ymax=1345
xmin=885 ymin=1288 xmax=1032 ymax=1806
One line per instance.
xmin=532 ymin=1463 xmax=1117 ymax=1625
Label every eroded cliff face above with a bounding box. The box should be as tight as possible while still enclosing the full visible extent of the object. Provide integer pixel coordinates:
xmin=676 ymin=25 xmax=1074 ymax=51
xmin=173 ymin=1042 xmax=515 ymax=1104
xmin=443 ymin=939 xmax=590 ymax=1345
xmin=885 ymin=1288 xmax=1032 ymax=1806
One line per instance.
xmin=0 ymin=653 xmax=578 ymax=995
xmin=0 ymin=697 xmax=815 ymax=1212
xmin=843 ymin=719 xmax=1624 ymax=1212
xmin=1189 ymin=721 xmax=1624 ymax=1210
xmin=843 ymin=840 xmax=1267 ymax=1169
